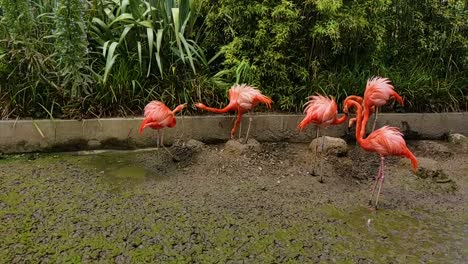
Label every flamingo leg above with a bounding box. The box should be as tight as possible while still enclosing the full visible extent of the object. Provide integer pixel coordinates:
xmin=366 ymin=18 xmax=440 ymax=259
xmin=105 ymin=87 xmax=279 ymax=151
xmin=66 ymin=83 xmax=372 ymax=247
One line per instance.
xmin=374 ymin=158 xmax=386 ymax=208
xmin=162 ymin=144 xmax=176 ymax=159
xmin=231 ymin=112 xmax=243 ymax=139
xmin=312 ymin=127 xmax=320 ymax=176
xmin=160 ymin=129 xmax=164 ymax=147
xmin=372 ymin=107 xmax=379 ymax=131
xmin=369 ymin=157 xmax=385 ymax=208
xmin=368 ymin=157 xmax=383 ymax=206
xmin=156 ymin=130 xmax=160 ymax=148
xmin=239 ymin=121 xmax=242 ymax=140
xmin=157 ymin=128 xmax=176 ymax=159
xmin=319 ymin=132 xmax=325 ymax=183
xmin=244 ymin=111 xmax=253 ymax=143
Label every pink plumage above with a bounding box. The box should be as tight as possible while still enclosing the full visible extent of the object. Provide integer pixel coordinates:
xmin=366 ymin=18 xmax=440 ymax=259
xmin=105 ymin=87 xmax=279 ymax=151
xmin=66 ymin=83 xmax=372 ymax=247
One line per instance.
xmin=139 ymin=101 xmax=186 ymax=134
xmin=298 ymin=95 xmax=346 ymax=130
xmin=345 ymin=98 xmax=418 ymax=208
xmin=195 ymin=84 xmax=272 ymax=138
xmin=364 ymin=77 xmax=403 ymax=108
xmin=362 ymin=126 xmax=418 ymax=169
xmin=229 ymin=84 xmax=272 ymax=111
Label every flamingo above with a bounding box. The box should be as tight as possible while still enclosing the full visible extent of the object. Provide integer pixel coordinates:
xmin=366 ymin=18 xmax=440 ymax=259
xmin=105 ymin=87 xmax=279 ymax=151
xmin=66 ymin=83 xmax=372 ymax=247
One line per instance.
xmin=344 ymin=95 xmax=365 ymax=128
xmin=195 ymin=84 xmax=272 ymax=141
xmin=344 ymin=98 xmax=418 ymax=209
xmin=298 ymin=94 xmax=348 ymax=182
xmin=138 ymin=101 xmax=186 ymax=150
xmin=363 ymin=77 xmax=404 ymax=133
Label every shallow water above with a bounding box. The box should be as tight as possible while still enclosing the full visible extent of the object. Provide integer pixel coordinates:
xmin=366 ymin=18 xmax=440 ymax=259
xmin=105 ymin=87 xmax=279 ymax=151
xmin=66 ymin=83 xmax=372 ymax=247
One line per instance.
xmin=88 ymin=153 xmax=168 ymax=192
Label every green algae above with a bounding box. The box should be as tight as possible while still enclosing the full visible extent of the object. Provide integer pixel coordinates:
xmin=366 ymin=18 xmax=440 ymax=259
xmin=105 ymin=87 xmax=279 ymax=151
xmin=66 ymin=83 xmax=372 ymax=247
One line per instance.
xmin=317 ymin=204 xmax=467 ymax=263
xmin=0 ymin=149 xmax=466 ymax=263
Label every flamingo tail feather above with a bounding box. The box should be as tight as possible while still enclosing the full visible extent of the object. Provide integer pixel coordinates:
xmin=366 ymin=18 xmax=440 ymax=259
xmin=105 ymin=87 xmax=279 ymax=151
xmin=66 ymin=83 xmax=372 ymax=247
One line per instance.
xmin=139 ymin=118 xmax=150 ymax=134
xmin=405 ymin=149 xmax=418 ymax=171
xmin=297 ymin=116 xmax=312 ymax=131
xmin=392 ymin=92 xmax=404 ymax=106
xmin=257 ymin=95 xmax=273 ymax=109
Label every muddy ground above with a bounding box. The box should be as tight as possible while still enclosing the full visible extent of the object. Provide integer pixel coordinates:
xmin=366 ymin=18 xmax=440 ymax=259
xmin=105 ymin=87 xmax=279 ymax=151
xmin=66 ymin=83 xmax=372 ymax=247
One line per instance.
xmin=0 ymin=139 xmax=467 ymax=263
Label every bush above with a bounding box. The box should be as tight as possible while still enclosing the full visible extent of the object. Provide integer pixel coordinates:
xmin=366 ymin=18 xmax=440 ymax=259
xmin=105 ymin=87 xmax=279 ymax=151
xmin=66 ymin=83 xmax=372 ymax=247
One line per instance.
xmin=55 ymin=0 xmax=91 ymax=97
xmin=0 ymin=0 xmax=466 ymax=119
xmin=202 ymin=0 xmax=467 ymax=112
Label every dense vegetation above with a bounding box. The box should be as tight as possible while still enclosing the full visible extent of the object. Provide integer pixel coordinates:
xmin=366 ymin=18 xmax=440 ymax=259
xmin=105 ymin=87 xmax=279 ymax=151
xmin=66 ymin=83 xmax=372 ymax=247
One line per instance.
xmin=0 ymin=0 xmax=466 ymax=119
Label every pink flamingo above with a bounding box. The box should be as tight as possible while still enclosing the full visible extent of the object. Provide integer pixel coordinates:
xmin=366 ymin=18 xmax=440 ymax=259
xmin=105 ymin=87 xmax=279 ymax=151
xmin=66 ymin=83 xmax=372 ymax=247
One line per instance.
xmin=298 ymin=94 xmax=348 ymax=182
xmin=345 ymin=98 xmax=418 ymax=208
xmin=195 ymin=84 xmax=272 ymax=141
xmin=139 ymin=101 xmax=186 ymax=148
xmin=363 ymin=77 xmax=404 ymax=133
xmin=344 ymin=95 xmax=365 ymax=128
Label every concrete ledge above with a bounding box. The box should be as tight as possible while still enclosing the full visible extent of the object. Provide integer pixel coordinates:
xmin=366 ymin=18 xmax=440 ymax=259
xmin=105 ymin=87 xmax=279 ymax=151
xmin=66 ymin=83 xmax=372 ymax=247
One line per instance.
xmin=0 ymin=113 xmax=467 ymax=153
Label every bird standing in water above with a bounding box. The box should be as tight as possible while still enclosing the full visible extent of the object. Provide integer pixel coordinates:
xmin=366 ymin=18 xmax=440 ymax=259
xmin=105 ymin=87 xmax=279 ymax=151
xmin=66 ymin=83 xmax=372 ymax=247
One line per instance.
xmin=195 ymin=84 xmax=272 ymax=141
xmin=363 ymin=77 xmax=404 ymax=132
xmin=139 ymin=101 xmax=186 ymax=149
xmin=298 ymin=94 xmax=348 ymax=183
xmin=344 ymin=98 xmax=418 ymax=209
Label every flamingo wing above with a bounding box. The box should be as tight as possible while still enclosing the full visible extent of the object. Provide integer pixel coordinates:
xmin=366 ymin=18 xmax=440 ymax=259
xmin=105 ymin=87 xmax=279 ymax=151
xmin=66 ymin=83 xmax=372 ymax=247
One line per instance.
xmin=299 ymin=95 xmax=337 ymax=128
xmin=364 ymin=77 xmax=403 ymax=107
xmin=365 ymin=126 xmax=408 ymax=156
xmin=146 ymin=101 xmax=174 ymax=120
xmin=140 ymin=101 xmax=175 ymax=131
xmin=229 ymin=84 xmax=272 ymax=111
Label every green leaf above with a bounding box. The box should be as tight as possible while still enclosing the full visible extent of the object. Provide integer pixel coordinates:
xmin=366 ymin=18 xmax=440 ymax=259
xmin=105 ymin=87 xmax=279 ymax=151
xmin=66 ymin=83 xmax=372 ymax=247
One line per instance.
xmin=121 ymin=0 xmax=130 ymax=13
xmin=92 ymin=17 xmax=108 ymax=30
xmin=171 ymin=8 xmax=184 ymax=62
xmin=103 ymin=41 xmax=110 ymax=57
xmin=208 ymin=50 xmax=224 ymax=65
xmin=109 ymin=13 xmax=135 ymax=26
xmin=119 ymin=25 xmax=134 ymax=44
xmin=146 ymin=27 xmax=154 ymax=77
xmin=103 ymin=42 xmax=119 ymax=84
xmin=179 ymin=33 xmax=196 ymax=74
xmin=137 ymin=41 xmax=142 ymax=71
xmin=179 ymin=0 xmax=190 ymax=29
xmin=137 ymin=20 xmax=153 ymax=28
xmin=155 ymin=28 xmax=164 ymax=77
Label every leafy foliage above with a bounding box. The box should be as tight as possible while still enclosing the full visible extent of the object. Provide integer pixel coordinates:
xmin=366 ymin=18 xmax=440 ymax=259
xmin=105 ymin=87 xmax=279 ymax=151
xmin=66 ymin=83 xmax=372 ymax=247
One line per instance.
xmin=55 ymin=0 xmax=91 ymax=97
xmin=0 ymin=0 xmax=33 ymax=37
xmin=202 ymin=0 xmax=467 ymax=112
xmin=0 ymin=0 xmax=466 ymax=119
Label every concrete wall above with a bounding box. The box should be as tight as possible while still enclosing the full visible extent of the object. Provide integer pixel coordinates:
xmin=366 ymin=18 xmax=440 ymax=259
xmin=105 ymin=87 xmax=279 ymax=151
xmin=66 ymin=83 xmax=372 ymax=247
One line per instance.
xmin=0 ymin=113 xmax=466 ymax=153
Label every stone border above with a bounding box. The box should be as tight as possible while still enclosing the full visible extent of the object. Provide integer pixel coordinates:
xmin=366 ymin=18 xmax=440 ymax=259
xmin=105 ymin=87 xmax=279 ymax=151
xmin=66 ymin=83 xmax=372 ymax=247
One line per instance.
xmin=0 ymin=113 xmax=466 ymax=153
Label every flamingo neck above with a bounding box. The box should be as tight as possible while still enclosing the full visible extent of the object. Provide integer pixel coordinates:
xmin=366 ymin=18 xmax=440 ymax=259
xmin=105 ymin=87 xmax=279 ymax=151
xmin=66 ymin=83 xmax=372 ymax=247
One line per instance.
xmin=332 ymin=113 xmax=348 ymax=125
xmin=199 ymin=104 xmax=234 ymax=113
xmin=172 ymin=104 xmax=186 ymax=114
xmin=344 ymin=95 xmax=363 ymax=105
xmin=359 ymin=108 xmax=371 ymax=139
xmin=346 ymin=100 xmax=366 ymax=146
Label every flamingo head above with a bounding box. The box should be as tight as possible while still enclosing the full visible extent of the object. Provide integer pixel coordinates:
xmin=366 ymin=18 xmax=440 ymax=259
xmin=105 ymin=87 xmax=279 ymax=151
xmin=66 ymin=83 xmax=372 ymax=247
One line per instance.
xmin=348 ymin=117 xmax=357 ymax=128
xmin=343 ymin=104 xmax=349 ymax=114
xmin=194 ymin=103 xmax=206 ymax=109
xmin=173 ymin=103 xmax=187 ymax=114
